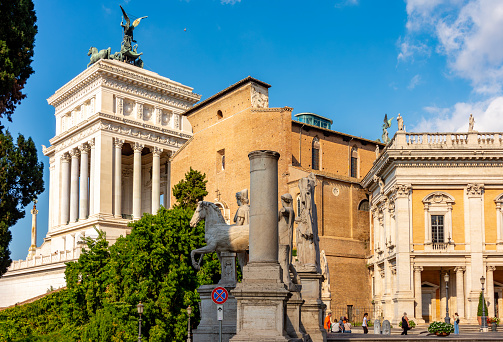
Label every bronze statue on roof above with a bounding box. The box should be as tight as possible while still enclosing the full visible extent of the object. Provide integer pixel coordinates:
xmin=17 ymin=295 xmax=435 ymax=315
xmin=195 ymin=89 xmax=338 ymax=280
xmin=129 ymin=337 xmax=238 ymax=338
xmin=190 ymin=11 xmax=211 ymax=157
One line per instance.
xmin=87 ymin=6 xmax=147 ymax=68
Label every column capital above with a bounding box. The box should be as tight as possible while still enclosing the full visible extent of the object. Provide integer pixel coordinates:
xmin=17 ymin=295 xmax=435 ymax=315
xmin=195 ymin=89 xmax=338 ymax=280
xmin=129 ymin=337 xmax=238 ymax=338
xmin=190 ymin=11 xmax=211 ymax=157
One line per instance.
xmin=487 ymin=265 xmax=497 ymax=272
xmin=61 ymin=153 xmax=71 ymax=162
xmin=454 ymin=266 xmax=466 ymax=273
xmin=69 ymin=148 xmax=80 ymax=158
xmin=414 ymin=266 xmax=423 ymax=272
xmin=394 ymin=184 xmax=412 ymax=198
xmin=152 ymin=146 xmax=163 ymax=156
xmin=114 ymin=138 xmax=125 ymax=148
xmin=466 ymin=183 xmax=484 ymax=197
xmin=79 ymin=143 xmax=90 ymax=154
xmin=132 ymin=142 xmax=144 ymax=152
xmin=88 ymin=138 xmax=95 ymax=147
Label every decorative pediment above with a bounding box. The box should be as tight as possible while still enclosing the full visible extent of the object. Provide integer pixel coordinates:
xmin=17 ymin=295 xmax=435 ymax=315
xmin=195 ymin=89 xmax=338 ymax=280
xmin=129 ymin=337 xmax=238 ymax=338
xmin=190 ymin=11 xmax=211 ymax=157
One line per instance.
xmin=495 ymin=193 xmax=503 ymax=204
xmin=422 ymin=191 xmax=455 ymax=205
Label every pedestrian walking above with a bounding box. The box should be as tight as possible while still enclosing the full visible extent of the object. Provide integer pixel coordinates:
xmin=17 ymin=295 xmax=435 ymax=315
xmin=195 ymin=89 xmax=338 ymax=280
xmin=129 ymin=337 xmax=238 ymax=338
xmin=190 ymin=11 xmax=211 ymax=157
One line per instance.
xmin=362 ymin=313 xmax=368 ymax=334
xmin=454 ymin=312 xmax=460 ymax=335
xmin=401 ymin=312 xmax=410 ymax=335
xmin=324 ymin=311 xmax=332 ymax=332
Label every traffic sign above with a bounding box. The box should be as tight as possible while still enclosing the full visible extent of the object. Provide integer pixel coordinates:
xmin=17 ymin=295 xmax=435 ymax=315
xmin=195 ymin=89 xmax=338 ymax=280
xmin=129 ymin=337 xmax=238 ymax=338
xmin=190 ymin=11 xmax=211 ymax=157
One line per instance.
xmin=217 ymin=304 xmax=224 ymax=321
xmin=211 ymin=287 xmax=229 ymax=304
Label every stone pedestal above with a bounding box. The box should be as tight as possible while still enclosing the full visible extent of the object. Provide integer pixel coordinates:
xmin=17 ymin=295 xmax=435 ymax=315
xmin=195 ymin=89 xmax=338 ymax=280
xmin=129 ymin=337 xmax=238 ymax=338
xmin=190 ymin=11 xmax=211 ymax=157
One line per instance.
xmin=297 ymin=265 xmax=326 ymax=342
xmin=285 ymin=285 xmax=309 ymax=341
xmin=193 ymin=284 xmax=237 ymax=342
xmin=219 ymin=252 xmax=237 ymax=288
xmin=231 ymin=264 xmax=290 ymax=342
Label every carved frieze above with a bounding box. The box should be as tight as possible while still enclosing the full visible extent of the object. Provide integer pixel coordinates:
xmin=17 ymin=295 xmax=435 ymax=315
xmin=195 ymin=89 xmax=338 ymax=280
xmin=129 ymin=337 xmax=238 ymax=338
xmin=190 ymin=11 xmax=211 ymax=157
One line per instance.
xmin=251 ymin=84 xmax=269 ymax=108
xmin=136 ymin=103 xmax=143 ymax=120
xmin=466 ymin=183 xmax=484 ymax=196
xmin=116 ymin=97 xmax=123 ymax=116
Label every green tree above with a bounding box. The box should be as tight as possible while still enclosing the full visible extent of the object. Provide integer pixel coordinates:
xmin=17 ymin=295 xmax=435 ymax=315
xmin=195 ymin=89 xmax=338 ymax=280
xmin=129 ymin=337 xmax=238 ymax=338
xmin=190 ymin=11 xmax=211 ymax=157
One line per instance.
xmin=172 ymin=167 xmax=208 ymax=210
xmin=477 ymin=291 xmax=488 ymax=317
xmin=0 ymin=130 xmax=44 ymax=276
xmin=0 ymin=0 xmax=37 ymax=124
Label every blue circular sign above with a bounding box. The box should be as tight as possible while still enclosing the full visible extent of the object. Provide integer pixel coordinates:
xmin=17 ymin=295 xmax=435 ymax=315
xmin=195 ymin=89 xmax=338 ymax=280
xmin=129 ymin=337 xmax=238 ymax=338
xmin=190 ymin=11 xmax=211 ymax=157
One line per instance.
xmin=211 ymin=287 xmax=228 ymax=304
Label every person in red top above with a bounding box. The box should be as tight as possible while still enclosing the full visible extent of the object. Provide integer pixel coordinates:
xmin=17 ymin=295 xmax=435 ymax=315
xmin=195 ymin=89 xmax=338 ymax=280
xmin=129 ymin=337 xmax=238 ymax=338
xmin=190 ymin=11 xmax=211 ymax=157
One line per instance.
xmin=324 ymin=311 xmax=332 ymax=332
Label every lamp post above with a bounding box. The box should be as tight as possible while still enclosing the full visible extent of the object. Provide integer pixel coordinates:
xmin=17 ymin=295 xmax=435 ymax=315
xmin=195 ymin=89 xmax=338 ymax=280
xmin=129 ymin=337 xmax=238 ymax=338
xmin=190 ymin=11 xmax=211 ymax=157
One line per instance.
xmin=187 ymin=305 xmax=192 ymax=342
xmin=480 ymin=276 xmax=487 ymax=332
xmin=137 ymin=301 xmax=144 ymax=342
xmin=444 ymin=272 xmax=450 ymax=324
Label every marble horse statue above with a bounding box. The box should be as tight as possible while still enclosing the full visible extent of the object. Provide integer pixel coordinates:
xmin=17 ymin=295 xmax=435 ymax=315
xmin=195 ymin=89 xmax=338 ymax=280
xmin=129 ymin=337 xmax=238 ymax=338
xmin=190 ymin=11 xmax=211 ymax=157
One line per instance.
xmin=87 ymin=46 xmax=111 ymax=67
xmin=190 ymin=201 xmax=249 ymax=271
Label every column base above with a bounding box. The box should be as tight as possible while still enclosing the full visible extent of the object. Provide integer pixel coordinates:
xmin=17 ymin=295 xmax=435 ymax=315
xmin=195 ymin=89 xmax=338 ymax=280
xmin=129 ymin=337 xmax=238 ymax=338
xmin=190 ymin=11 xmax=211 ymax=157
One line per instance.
xmin=231 ymin=263 xmax=290 ymax=342
xmin=286 ymin=285 xmax=310 ymax=341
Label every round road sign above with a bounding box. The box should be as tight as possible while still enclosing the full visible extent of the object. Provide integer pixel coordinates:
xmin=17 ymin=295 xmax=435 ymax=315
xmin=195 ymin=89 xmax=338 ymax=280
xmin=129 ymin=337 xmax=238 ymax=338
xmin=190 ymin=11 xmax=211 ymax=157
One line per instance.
xmin=211 ymin=287 xmax=228 ymax=304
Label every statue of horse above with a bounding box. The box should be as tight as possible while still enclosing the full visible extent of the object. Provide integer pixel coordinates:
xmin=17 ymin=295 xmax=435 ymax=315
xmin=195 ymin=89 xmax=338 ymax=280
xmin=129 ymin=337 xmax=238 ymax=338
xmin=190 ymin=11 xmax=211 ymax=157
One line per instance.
xmin=190 ymin=201 xmax=249 ymax=271
xmin=87 ymin=46 xmax=111 ymax=68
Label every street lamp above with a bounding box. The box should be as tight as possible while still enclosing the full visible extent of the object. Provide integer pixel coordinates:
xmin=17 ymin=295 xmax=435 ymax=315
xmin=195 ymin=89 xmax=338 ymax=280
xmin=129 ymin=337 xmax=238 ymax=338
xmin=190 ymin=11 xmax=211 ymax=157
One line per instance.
xmin=137 ymin=301 xmax=144 ymax=342
xmin=480 ymin=276 xmax=487 ymax=332
xmin=444 ymin=272 xmax=450 ymax=324
xmin=187 ymin=305 xmax=192 ymax=342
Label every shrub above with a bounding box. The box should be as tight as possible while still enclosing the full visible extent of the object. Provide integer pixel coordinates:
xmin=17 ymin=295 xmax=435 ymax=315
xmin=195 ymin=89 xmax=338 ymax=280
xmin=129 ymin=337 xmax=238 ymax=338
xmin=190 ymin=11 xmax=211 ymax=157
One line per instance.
xmin=428 ymin=321 xmax=454 ymax=334
xmin=399 ymin=319 xmax=416 ymax=328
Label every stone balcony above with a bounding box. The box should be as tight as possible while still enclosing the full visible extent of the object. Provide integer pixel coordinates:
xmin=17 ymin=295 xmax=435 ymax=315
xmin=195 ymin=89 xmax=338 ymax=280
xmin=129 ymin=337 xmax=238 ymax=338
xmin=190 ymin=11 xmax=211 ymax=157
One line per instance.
xmin=8 ymin=247 xmax=83 ymax=272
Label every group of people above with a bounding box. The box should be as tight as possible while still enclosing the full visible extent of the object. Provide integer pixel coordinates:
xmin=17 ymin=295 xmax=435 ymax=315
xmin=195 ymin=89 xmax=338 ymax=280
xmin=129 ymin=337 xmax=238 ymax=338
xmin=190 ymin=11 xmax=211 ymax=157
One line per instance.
xmin=324 ymin=312 xmax=369 ymax=333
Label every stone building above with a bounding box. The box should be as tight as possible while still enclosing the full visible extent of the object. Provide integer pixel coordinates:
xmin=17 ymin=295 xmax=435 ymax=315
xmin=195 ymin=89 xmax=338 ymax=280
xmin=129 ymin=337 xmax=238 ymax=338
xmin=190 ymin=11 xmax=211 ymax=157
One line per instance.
xmin=170 ymin=76 xmax=383 ymax=310
xmin=362 ymin=128 xmax=503 ymax=324
xmin=0 ymin=59 xmax=200 ymax=307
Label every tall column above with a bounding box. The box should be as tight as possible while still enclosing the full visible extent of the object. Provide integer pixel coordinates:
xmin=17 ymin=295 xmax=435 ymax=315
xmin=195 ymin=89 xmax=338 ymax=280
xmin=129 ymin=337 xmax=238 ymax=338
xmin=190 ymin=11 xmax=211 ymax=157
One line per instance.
xmin=487 ymin=266 xmax=496 ymax=317
xmin=114 ymin=138 xmax=124 ymax=218
xmin=69 ymin=148 xmax=80 ymax=222
xmin=414 ymin=266 xmax=424 ymax=322
xmin=79 ymin=144 xmax=90 ymax=220
xmin=232 ymin=150 xmax=290 ymax=342
xmin=132 ymin=142 xmax=144 ymax=219
xmin=152 ymin=146 xmax=162 ymax=214
xmin=455 ymin=266 xmax=465 ymax=318
xmin=165 ymin=158 xmax=171 ymax=208
xmin=248 ymin=150 xmax=280 ymax=263
xmin=60 ymin=153 xmax=71 ymax=224
xmin=89 ymin=138 xmax=95 ymax=216
xmin=28 ymin=201 xmax=38 ymax=259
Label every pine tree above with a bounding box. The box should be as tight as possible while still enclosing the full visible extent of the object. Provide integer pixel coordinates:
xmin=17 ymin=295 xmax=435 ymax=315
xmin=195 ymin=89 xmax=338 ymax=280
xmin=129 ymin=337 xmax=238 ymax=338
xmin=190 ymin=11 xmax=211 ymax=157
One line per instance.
xmin=172 ymin=167 xmax=209 ymax=210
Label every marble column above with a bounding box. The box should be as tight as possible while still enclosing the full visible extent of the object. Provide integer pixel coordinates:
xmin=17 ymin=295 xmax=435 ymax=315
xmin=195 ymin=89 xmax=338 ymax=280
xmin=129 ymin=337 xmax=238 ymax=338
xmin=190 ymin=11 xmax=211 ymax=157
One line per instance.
xmin=455 ymin=266 xmax=465 ymax=318
xmin=28 ymin=202 xmax=38 ymax=258
xmin=89 ymin=138 xmax=95 ymax=216
xmin=414 ymin=266 xmax=423 ymax=322
xmin=114 ymin=138 xmax=124 ymax=218
xmin=132 ymin=142 xmax=144 ymax=220
xmin=165 ymin=158 xmax=171 ymax=209
xmin=152 ymin=146 xmax=162 ymax=214
xmin=69 ymin=148 xmax=80 ymax=222
xmin=79 ymin=144 xmax=90 ymax=220
xmin=231 ymin=150 xmax=290 ymax=342
xmin=487 ymin=266 xmax=496 ymax=317
xmin=60 ymin=153 xmax=71 ymax=224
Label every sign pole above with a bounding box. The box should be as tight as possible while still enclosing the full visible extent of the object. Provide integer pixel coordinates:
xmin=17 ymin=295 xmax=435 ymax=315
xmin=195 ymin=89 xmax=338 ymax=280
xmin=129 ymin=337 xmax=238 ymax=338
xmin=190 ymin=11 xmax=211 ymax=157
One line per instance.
xmin=211 ymin=287 xmax=228 ymax=342
xmin=219 ymin=320 xmax=222 ymax=342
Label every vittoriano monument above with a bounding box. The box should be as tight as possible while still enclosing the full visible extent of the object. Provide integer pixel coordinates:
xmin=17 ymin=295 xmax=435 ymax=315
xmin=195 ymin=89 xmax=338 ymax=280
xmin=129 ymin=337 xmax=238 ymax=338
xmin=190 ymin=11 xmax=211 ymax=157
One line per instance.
xmin=87 ymin=6 xmax=147 ymax=68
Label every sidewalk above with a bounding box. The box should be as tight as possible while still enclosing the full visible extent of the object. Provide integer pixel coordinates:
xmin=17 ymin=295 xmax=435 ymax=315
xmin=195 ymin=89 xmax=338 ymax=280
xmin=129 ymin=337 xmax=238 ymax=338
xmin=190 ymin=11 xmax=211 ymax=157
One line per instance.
xmin=327 ymin=329 xmax=503 ymax=341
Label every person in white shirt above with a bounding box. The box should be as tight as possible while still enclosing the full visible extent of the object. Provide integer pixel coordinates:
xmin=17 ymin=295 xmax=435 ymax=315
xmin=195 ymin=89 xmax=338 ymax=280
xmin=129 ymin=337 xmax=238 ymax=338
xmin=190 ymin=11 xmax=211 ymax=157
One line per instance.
xmin=362 ymin=313 xmax=368 ymax=334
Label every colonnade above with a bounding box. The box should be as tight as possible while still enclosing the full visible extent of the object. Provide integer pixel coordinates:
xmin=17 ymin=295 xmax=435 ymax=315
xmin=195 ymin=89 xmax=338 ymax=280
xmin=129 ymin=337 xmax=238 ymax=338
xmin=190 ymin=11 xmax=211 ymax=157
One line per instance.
xmin=59 ymin=137 xmax=169 ymax=225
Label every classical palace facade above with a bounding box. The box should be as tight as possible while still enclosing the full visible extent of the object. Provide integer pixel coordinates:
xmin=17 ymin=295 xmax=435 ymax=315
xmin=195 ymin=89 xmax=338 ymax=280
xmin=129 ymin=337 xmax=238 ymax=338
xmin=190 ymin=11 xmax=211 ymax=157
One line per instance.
xmin=362 ymin=128 xmax=503 ymax=324
xmin=0 ymin=59 xmax=200 ymax=307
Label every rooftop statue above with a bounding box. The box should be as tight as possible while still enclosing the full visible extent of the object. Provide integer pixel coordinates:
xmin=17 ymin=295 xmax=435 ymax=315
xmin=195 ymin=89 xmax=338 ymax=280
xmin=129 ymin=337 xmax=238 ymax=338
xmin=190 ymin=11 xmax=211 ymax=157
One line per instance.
xmin=87 ymin=6 xmax=147 ymax=68
xmin=382 ymin=113 xmax=393 ymax=144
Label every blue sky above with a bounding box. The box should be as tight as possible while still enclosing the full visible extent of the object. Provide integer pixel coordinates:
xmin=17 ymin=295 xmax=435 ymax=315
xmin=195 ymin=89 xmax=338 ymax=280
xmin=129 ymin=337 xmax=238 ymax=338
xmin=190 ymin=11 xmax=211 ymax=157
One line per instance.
xmin=7 ymin=0 xmax=503 ymax=259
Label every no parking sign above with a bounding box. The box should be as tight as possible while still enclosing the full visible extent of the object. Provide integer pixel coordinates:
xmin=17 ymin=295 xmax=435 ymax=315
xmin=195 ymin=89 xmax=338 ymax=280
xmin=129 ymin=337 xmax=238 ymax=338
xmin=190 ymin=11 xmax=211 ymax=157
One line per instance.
xmin=211 ymin=287 xmax=228 ymax=305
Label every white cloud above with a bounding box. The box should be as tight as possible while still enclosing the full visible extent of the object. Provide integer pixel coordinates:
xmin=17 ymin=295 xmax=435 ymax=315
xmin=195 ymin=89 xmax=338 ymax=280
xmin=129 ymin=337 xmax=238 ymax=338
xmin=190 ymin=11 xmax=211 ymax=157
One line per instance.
xmin=411 ymin=97 xmax=503 ymax=132
xmin=335 ymin=0 xmax=359 ymax=8
xmin=403 ymin=0 xmax=503 ymax=94
xmin=408 ymin=74 xmax=421 ymax=89
xmin=221 ymin=0 xmax=241 ymax=4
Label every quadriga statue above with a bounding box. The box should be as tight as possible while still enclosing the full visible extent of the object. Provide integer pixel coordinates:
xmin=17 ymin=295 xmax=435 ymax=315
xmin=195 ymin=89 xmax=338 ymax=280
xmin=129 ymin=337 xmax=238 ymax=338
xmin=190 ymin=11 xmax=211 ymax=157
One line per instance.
xmin=190 ymin=201 xmax=248 ymax=271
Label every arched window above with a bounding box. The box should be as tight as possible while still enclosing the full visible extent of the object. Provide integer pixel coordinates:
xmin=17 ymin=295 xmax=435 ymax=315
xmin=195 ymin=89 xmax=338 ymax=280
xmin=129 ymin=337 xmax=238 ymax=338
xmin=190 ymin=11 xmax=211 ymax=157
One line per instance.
xmin=351 ymin=146 xmax=358 ymax=178
xmin=358 ymin=199 xmax=370 ymax=211
xmin=312 ymin=137 xmax=320 ymax=170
